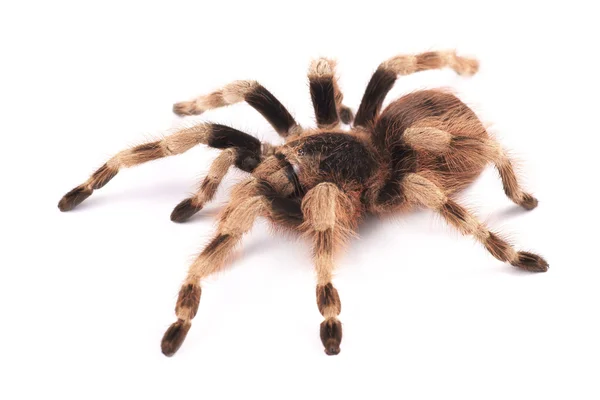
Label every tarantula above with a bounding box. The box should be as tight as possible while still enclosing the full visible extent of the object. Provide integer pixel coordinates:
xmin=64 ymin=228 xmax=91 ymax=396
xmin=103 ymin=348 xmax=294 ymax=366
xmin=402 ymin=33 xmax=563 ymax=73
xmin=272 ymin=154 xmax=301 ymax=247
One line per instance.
xmin=58 ymin=50 xmax=548 ymax=356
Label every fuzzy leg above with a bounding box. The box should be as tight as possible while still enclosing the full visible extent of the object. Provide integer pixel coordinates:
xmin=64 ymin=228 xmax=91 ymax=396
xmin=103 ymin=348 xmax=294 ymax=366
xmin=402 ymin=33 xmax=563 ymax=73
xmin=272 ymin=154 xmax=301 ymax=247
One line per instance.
xmin=170 ymin=148 xmax=236 ymax=223
xmin=308 ymin=58 xmax=354 ymax=129
xmin=301 ymin=183 xmax=357 ymax=355
xmin=354 ymin=50 xmax=479 ymax=127
xmin=492 ymin=147 xmax=539 ymax=210
xmin=402 ymin=127 xmax=538 ymax=210
xmin=402 ymin=173 xmax=548 ymax=272
xmin=58 ymin=124 xmax=263 ymax=212
xmin=161 ymin=180 xmax=265 ymax=356
xmin=173 ymin=80 xmax=301 ymax=138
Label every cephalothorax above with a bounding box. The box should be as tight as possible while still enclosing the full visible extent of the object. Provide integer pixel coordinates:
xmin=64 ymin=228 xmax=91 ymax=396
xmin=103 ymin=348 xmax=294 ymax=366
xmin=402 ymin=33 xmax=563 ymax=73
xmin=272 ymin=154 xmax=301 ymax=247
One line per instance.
xmin=58 ymin=50 xmax=548 ymax=356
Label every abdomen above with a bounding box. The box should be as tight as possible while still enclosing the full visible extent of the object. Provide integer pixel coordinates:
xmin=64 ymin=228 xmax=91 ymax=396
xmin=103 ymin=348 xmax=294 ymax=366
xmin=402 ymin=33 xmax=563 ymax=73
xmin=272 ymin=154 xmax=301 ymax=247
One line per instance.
xmin=375 ymin=89 xmax=489 ymax=193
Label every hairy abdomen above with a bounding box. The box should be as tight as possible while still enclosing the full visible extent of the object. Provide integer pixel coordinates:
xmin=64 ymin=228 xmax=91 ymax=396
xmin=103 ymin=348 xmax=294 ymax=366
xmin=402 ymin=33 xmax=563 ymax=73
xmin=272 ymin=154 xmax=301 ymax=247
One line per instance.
xmin=375 ymin=89 xmax=489 ymax=193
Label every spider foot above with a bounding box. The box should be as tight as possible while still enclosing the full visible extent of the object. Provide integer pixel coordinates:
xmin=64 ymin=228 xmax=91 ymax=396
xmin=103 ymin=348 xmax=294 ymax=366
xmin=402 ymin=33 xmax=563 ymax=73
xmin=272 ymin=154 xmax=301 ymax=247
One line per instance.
xmin=320 ymin=318 xmax=342 ymax=356
xmin=453 ymin=55 xmax=480 ymax=76
xmin=58 ymin=185 xmax=92 ymax=212
xmin=172 ymin=101 xmax=200 ymax=116
xmin=519 ymin=193 xmax=539 ymax=211
xmin=161 ymin=319 xmax=191 ymax=357
xmin=171 ymin=198 xmax=203 ymax=223
xmin=511 ymin=251 xmax=549 ymax=272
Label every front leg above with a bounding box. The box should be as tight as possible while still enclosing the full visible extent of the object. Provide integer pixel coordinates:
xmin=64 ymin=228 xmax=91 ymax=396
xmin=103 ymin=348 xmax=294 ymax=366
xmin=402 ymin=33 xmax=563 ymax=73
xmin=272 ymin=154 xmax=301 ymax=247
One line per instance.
xmin=300 ymin=183 xmax=358 ymax=355
xmin=170 ymin=148 xmax=236 ymax=222
xmin=169 ymin=125 xmax=273 ymax=222
xmin=161 ymin=180 xmax=265 ymax=356
xmin=58 ymin=123 xmax=267 ymax=214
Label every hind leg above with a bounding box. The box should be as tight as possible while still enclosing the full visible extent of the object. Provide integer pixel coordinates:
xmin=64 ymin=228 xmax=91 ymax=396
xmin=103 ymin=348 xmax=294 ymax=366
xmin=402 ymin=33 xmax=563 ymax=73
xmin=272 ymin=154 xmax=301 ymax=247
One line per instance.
xmin=492 ymin=146 xmax=538 ymax=210
xmin=402 ymin=173 xmax=548 ymax=271
xmin=402 ymin=127 xmax=538 ymax=210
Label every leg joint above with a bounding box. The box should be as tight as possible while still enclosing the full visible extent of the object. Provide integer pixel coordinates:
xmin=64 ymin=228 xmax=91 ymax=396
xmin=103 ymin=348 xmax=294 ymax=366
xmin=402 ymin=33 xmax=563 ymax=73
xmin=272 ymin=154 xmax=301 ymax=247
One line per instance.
xmin=316 ymin=283 xmax=341 ymax=318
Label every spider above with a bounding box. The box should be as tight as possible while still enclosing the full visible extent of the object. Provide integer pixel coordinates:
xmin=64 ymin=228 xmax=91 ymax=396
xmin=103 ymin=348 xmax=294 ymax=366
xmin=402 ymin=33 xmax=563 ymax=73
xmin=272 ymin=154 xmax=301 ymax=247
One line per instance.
xmin=58 ymin=50 xmax=548 ymax=356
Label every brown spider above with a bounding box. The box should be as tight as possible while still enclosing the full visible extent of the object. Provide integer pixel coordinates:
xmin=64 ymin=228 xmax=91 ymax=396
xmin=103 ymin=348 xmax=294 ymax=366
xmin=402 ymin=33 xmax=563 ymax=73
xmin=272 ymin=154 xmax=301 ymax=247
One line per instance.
xmin=58 ymin=50 xmax=548 ymax=356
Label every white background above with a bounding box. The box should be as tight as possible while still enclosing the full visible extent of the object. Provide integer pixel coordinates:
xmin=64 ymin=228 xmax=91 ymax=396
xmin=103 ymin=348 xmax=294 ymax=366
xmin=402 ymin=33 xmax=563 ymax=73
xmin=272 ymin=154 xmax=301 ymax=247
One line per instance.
xmin=2 ymin=1 xmax=599 ymax=399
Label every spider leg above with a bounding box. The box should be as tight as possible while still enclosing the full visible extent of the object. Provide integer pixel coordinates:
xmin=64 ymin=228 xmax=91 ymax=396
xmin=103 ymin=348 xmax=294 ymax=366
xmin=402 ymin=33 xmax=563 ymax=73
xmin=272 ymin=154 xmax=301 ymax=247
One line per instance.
xmin=300 ymin=183 xmax=358 ymax=355
xmin=402 ymin=173 xmax=548 ymax=272
xmin=173 ymin=80 xmax=301 ymax=138
xmin=492 ymin=145 xmax=539 ymax=210
xmin=170 ymin=148 xmax=236 ymax=222
xmin=170 ymin=141 xmax=280 ymax=222
xmin=401 ymin=128 xmax=538 ymax=210
xmin=308 ymin=58 xmax=354 ymax=129
xmin=161 ymin=179 xmax=265 ymax=356
xmin=58 ymin=123 xmax=264 ymax=212
xmin=354 ymin=50 xmax=479 ymax=128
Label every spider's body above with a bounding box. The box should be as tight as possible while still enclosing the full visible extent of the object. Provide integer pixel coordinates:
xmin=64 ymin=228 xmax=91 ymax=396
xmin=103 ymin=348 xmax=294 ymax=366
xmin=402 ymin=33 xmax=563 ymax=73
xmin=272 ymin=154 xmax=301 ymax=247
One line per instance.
xmin=58 ymin=50 xmax=547 ymax=356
